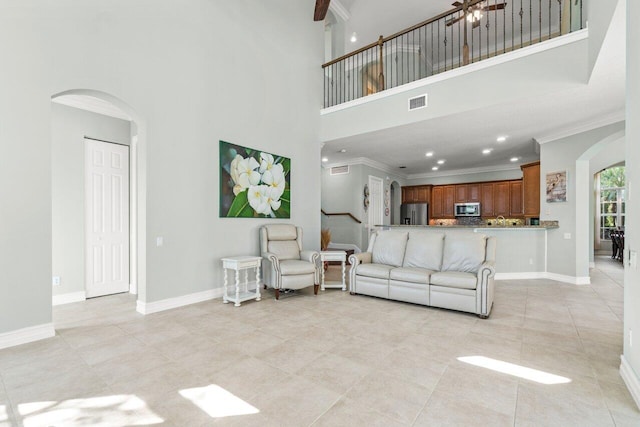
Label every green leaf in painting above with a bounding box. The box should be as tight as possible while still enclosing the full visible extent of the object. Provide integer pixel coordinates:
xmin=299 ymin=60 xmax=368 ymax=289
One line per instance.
xmin=227 ymin=191 xmax=255 ymax=217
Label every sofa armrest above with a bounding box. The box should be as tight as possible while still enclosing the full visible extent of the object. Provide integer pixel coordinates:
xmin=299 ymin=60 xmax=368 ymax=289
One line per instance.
xmin=349 ymin=252 xmax=371 ymax=266
xmin=300 ymin=250 xmax=319 ymax=264
xmin=477 ymin=261 xmax=495 ymax=280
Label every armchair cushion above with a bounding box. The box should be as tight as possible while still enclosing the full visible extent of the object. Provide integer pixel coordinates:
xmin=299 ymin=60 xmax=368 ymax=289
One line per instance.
xmin=265 ymin=224 xmax=298 ymax=241
xmin=372 ymin=231 xmax=408 ymax=267
xmin=268 ymin=240 xmax=300 ymax=260
xmin=403 ymin=232 xmax=445 ymax=271
xmin=280 ymin=259 xmax=316 ymax=275
xmin=441 ymin=234 xmax=486 ymax=274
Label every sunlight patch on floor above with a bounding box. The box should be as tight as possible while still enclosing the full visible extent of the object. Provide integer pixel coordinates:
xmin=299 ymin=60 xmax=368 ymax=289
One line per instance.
xmin=0 ymin=404 xmax=8 ymax=422
xmin=179 ymin=384 xmax=260 ymax=418
xmin=18 ymin=395 xmax=163 ymax=427
xmin=458 ymin=356 xmax=572 ymax=385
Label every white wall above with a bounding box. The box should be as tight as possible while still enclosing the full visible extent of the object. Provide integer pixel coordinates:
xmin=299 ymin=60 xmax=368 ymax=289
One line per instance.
xmin=406 ymin=168 xmax=522 ymax=186
xmin=0 ymin=1 xmax=322 ymax=335
xmin=51 ymin=103 xmax=131 ymax=298
xmin=540 ymin=121 xmax=624 ymax=280
xmin=321 ymin=163 xmax=405 ymax=250
xmin=623 ymin=0 xmax=640 ymax=406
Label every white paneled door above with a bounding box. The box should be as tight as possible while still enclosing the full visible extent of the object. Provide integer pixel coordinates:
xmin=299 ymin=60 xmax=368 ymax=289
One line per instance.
xmin=368 ymin=176 xmax=384 ymax=229
xmin=85 ymin=138 xmax=130 ymax=298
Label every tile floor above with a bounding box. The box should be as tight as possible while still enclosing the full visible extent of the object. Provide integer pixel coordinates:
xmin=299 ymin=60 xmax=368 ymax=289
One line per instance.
xmin=0 ymin=257 xmax=638 ymax=426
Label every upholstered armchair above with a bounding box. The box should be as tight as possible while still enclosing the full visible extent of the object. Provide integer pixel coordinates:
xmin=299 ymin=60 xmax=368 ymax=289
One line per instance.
xmin=260 ymin=224 xmax=320 ymax=300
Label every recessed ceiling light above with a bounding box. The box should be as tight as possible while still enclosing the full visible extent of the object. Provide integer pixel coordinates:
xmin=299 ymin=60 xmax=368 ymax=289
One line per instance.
xmin=482 ymin=149 xmax=492 ymax=154
xmin=339 ymin=149 xmax=347 ymax=153
xmin=322 ymin=157 xmax=328 ymax=162
xmin=425 ymin=151 xmax=434 ymax=157
xmin=497 ymin=136 xmax=507 ymax=142
xmin=350 ymin=32 xmax=357 ymax=43
xmin=510 ymin=157 xmax=519 ymax=162
xmin=432 ymin=166 xmax=439 ymax=171
xmin=437 ymin=159 xmax=445 ymax=165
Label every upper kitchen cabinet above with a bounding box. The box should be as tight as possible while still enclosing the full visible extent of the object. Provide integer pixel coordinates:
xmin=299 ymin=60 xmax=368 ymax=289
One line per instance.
xmin=521 ymin=161 xmax=541 ymax=217
xmin=431 ymin=186 xmax=443 ymax=218
xmin=481 ymin=183 xmax=495 ymax=216
xmin=494 ymin=181 xmax=511 ymax=216
xmin=402 ymin=185 xmax=431 ymax=204
xmin=443 ymin=185 xmax=455 ymax=218
xmin=455 ymin=185 xmax=467 ymax=203
xmin=510 ymin=180 xmax=523 ymax=217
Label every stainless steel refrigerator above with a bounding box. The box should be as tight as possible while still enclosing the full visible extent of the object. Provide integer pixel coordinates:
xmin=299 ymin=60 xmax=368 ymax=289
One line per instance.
xmin=400 ymin=203 xmax=428 ymax=225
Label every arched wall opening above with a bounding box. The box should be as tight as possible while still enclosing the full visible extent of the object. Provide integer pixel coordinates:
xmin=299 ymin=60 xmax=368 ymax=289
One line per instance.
xmin=575 ymin=130 xmax=625 ymax=278
xmin=50 ymin=89 xmax=147 ymax=308
xmin=390 ymin=180 xmax=401 ymax=225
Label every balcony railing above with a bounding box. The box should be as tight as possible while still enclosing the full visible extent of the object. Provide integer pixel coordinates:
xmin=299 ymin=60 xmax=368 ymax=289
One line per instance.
xmin=322 ymin=0 xmax=584 ymax=108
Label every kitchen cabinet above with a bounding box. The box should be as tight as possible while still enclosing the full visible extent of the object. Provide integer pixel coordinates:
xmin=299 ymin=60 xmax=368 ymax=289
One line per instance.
xmin=510 ymin=180 xmax=523 ymax=217
xmin=521 ymin=161 xmax=540 ymax=217
xmin=467 ymin=183 xmax=481 ymax=202
xmin=481 ymin=183 xmax=494 ymax=216
xmin=431 ymin=186 xmax=443 ymax=218
xmin=443 ymin=185 xmax=455 ymax=218
xmin=455 ymin=185 xmax=467 ymax=203
xmin=402 ymin=185 xmax=431 ymax=203
xmin=494 ymin=181 xmax=511 ymax=216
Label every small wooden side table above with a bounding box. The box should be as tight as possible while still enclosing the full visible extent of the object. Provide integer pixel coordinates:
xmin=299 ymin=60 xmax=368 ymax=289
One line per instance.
xmin=221 ymin=256 xmax=262 ymax=306
xmin=319 ymin=251 xmax=347 ymax=291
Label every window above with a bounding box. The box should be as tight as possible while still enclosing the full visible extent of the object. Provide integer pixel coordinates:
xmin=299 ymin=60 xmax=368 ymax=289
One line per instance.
xmin=598 ymin=167 xmax=625 ymax=241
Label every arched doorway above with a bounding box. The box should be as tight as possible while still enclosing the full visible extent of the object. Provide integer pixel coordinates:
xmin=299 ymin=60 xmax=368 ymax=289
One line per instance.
xmin=390 ymin=181 xmax=401 ymax=225
xmin=50 ymin=89 xmax=147 ymax=308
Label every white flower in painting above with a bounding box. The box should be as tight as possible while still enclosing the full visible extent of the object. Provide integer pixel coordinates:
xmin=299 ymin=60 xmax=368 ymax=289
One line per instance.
xmin=259 ymin=152 xmax=275 ymax=174
xmin=230 ymin=155 xmax=261 ymax=195
xmin=264 ymin=186 xmax=282 ymax=213
xmin=261 ymin=163 xmax=286 ymax=199
xmin=248 ymin=185 xmax=270 ymax=215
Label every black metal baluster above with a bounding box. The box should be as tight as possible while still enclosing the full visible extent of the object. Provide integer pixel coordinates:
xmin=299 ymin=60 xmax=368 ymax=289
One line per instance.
xmin=558 ymin=0 xmax=562 ymax=36
xmin=548 ymin=0 xmax=551 ymax=40
xmin=529 ymin=0 xmax=532 ymax=45
xmin=520 ymin=0 xmax=523 ymax=48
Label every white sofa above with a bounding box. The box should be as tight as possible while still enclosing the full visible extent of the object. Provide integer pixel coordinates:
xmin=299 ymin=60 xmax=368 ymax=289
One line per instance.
xmin=349 ymin=230 xmax=496 ymax=318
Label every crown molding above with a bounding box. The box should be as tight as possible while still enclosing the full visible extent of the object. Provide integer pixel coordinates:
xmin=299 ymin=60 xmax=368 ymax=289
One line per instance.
xmin=406 ymin=163 xmax=522 ymax=180
xmin=329 ymin=0 xmax=350 ymax=21
xmin=534 ymin=110 xmax=625 ymax=144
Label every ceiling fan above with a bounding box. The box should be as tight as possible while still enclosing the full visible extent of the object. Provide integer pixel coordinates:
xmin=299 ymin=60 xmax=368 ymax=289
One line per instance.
xmin=446 ymin=1 xmax=508 ymax=28
xmin=314 ymin=0 xmax=330 ymax=21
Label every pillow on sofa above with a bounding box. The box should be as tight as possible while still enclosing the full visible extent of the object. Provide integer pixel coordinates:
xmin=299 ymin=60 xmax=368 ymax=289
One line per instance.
xmin=441 ymin=233 xmax=487 ymax=274
xmin=372 ymin=231 xmax=408 ymax=267
xmin=403 ymin=232 xmax=445 ymax=271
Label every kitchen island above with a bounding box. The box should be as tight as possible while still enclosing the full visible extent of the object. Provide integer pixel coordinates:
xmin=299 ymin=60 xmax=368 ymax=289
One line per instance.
xmin=374 ymin=223 xmax=559 ymax=280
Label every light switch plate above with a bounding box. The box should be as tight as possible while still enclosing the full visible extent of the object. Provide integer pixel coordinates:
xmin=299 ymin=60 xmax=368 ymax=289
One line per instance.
xmin=156 ymin=237 xmax=163 ymax=247
xmin=52 ymin=276 xmax=61 ymax=286
xmin=563 ymin=233 xmax=571 ymax=240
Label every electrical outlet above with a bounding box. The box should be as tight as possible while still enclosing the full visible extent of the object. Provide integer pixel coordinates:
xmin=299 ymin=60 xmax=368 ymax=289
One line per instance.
xmin=52 ymin=276 xmax=61 ymax=286
xmin=529 ymin=258 xmax=534 ymax=265
xmin=156 ymin=237 xmax=163 ymax=247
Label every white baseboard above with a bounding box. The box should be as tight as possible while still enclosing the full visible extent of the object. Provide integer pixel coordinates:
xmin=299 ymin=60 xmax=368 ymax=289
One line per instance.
xmin=0 ymin=323 xmax=55 ymax=350
xmin=52 ymin=291 xmax=86 ymax=306
xmin=495 ymin=272 xmax=590 ymax=285
xmin=620 ymin=355 xmax=640 ymax=410
xmin=495 ymin=272 xmax=546 ymax=280
xmin=136 ymin=288 xmax=225 ymax=315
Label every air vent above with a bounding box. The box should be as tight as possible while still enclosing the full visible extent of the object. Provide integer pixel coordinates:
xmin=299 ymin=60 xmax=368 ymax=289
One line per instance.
xmin=330 ymin=165 xmax=350 ymax=175
xmin=408 ymin=94 xmax=428 ymax=111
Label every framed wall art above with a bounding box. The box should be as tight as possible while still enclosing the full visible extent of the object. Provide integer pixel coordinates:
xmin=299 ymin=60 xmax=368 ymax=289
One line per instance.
xmin=219 ymin=140 xmax=291 ymax=218
xmin=546 ymin=170 xmax=567 ymax=203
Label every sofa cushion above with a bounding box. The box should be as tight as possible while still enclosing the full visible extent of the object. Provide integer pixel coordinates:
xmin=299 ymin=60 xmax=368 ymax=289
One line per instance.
xmin=268 ymin=241 xmax=300 ymax=260
xmin=430 ymin=271 xmax=478 ymax=290
xmin=441 ymin=234 xmax=487 ymax=273
xmin=389 ymin=267 xmax=434 ymax=284
xmin=279 ymin=259 xmax=316 ymax=275
xmin=355 ymin=263 xmax=393 ymax=279
xmin=372 ymin=231 xmax=408 ymax=267
xmin=403 ymin=232 xmax=445 ymax=271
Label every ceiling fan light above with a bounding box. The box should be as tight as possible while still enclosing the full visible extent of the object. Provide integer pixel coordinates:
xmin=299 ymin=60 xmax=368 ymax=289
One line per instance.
xmin=350 ymin=32 xmax=357 ymax=43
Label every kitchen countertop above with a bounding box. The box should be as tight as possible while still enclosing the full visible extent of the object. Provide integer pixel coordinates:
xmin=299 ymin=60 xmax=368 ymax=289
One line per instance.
xmin=376 ymin=224 xmax=559 ymax=230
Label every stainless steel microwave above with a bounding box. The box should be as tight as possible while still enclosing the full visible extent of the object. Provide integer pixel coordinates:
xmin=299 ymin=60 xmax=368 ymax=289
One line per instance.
xmin=454 ymin=202 xmax=481 ymax=217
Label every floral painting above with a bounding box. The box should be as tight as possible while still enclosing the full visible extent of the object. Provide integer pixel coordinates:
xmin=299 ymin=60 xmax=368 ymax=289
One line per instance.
xmin=219 ymin=140 xmax=290 ymax=218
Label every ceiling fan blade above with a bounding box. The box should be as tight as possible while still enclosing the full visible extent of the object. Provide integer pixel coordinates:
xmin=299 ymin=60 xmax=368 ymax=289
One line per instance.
xmin=452 ymin=1 xmax=464 ymax=7
xmin=314 ymin=0 xmax=330 ymax=21
xmin=483 ymin=3 xmax=507 ymax=11
xmin=446 ymin=14 xmax=465 ymax=26
xmin=472 ymin=19 xmax=481 ymax=28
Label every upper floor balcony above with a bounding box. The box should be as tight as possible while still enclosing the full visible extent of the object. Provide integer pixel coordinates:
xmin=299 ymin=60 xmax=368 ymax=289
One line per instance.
xmin=322 ymin=0 xmax=585 ymax=109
